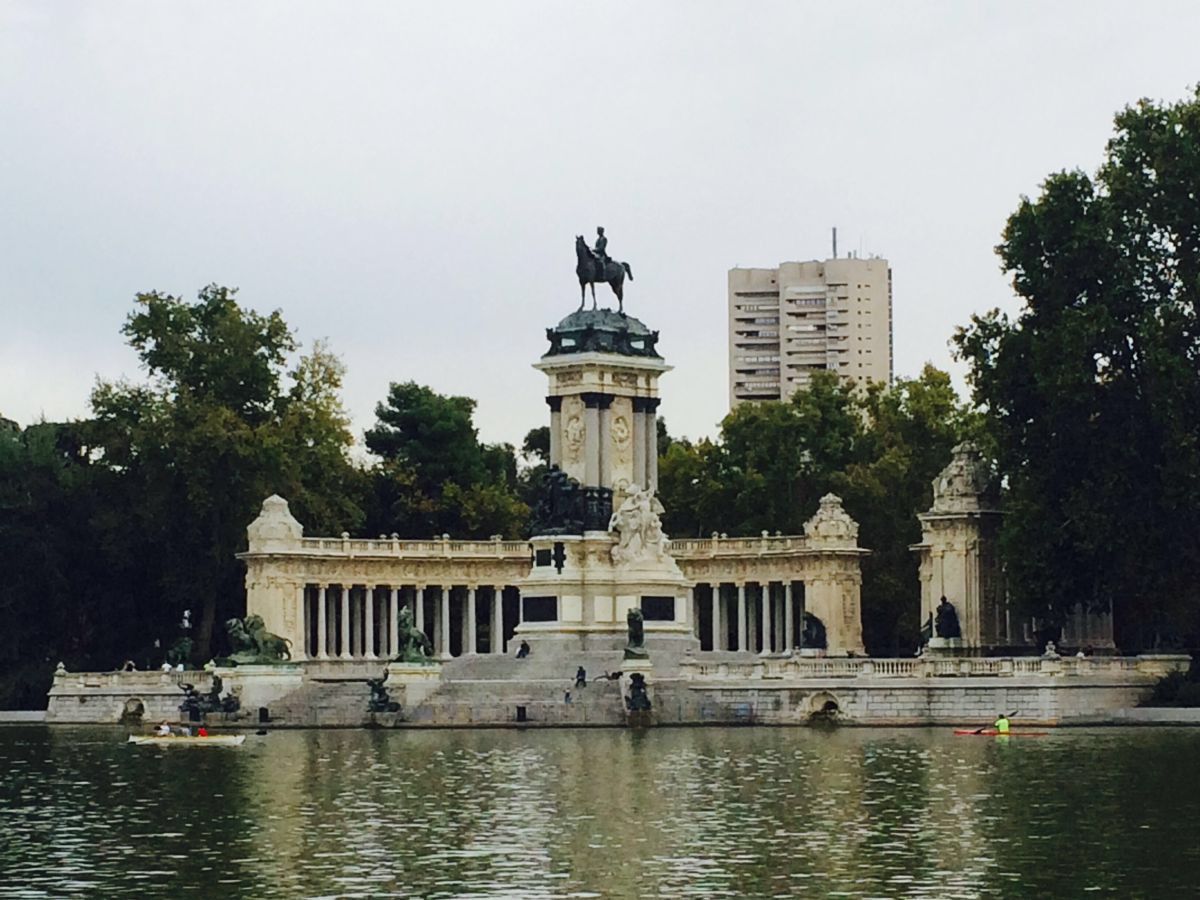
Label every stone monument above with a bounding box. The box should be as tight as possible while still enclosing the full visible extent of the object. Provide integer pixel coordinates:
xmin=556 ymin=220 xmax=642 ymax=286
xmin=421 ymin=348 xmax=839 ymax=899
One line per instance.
xmin=514 ymin=236 xmax=697 ymax=656
xmin=912 ymin=442 xmax=1114 ymax=653
xmin=911 ymin=443 xmax=1005 ymax=651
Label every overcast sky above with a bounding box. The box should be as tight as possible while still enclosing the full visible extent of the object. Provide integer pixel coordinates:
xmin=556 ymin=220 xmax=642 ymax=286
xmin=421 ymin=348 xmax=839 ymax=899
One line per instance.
xmin=3 ymin=2 xmax=1199 ymax=447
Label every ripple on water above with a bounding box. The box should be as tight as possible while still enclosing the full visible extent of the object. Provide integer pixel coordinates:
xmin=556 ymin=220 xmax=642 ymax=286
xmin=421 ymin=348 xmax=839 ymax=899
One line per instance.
xmin=3 ymin=727 xmax=1200 ymax=897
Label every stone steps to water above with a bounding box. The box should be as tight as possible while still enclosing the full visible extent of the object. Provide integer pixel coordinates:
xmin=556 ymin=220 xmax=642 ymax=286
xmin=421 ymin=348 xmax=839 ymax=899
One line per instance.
xmin=265 ymin=679 xmax=373 ymax=727
xmin=409 ymin=677 xmax=626 ymax=727
xmin=440 ymin=649 xmax=627 ymax=683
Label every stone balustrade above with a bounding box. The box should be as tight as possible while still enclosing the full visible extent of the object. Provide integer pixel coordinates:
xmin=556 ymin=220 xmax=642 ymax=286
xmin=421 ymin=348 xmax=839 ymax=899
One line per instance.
xmin=294 ymin=532 xmax=809 ymax=561
xmin=299 ymin=535 xmax=530 ymax=558
xmin=52 ymin=669 xmax=209 ymax=689
xmin=669 ymin=533 xmax=806 ymax=557
xmin=679 ymin=653 xmax=1185 ymax=681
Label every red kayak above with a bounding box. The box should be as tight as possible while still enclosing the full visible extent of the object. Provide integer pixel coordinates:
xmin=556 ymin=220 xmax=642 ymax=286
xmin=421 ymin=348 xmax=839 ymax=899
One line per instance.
xmin=953 ymin=729 xmax=1050 ymax=736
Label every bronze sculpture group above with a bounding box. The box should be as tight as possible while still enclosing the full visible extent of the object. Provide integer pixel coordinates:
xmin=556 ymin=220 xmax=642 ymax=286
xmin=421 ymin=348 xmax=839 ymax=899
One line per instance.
xmin=392 ymin=606 xmax=434 ymax=663
xmin=223 ymin=614 xmax=292 ymax=665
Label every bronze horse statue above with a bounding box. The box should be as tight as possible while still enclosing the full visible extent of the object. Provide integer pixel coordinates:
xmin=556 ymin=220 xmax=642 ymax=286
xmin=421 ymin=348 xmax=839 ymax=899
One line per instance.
xmin=576 ymin=235 xmax=633 ymax=313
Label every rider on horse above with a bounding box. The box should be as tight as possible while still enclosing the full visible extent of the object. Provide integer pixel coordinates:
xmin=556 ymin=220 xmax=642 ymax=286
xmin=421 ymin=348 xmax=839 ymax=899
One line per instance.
xmin=593 ymin=226 xmax=609 ymax=279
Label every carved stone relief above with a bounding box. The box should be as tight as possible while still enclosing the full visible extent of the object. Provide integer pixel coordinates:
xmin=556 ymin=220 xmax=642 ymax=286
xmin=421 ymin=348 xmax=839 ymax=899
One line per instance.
xmin=609 ymin=396 xmax=634 ymax=486
xmin=562 ymin=395 xmax=585 ymax=466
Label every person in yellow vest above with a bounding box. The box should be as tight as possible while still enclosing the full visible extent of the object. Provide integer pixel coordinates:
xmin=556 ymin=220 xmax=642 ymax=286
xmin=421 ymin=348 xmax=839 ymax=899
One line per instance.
xmin=994 ymin=712 xmax=1011 ymax=734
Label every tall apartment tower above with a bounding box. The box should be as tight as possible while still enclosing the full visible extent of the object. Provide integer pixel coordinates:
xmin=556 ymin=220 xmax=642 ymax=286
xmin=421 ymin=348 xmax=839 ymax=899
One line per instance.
xmin=728 ymin=255 xmax=893 ymax=407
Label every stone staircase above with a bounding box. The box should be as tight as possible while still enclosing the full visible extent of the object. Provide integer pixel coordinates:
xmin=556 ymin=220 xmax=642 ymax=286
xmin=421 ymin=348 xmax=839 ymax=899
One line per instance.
xmin=260 ymin=678 xmax=375 ymax=727
xmin=409 ymin=650 xmax=630 ymax=726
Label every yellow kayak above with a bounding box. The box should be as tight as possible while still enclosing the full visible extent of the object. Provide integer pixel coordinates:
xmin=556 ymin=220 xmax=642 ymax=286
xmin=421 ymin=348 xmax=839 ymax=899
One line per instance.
xmin=128 ymin=734 xmax=245 ymax=747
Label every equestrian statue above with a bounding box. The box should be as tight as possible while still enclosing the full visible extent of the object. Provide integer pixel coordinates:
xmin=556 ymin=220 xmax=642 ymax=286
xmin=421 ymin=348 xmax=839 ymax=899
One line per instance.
xmin=576 ymin=226 xmax=633 ymax=313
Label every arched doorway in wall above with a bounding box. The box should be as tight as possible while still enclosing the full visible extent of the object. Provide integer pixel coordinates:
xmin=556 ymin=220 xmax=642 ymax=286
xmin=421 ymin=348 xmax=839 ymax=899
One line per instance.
xmin=807 ymin=691 xmax=840 ymax=720
xmin=119 ymin=698 xmax=145 ymax=724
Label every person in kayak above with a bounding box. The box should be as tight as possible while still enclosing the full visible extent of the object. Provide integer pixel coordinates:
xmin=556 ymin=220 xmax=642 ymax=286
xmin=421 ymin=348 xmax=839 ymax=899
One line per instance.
xmin=993 ymin=712 xmax=1011 ymax=734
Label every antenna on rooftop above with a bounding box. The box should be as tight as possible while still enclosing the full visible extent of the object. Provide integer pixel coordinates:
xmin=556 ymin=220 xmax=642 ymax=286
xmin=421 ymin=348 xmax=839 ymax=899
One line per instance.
xmin=832 ymin=226 xmax=838 ymax=259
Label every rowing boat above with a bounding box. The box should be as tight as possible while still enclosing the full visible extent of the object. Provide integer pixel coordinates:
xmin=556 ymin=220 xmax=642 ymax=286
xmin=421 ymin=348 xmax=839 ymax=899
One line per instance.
xmin=953 ymin=729 xmax=1050 ymax=737
xmin=127 ymin=734 xmax=245 ymax=747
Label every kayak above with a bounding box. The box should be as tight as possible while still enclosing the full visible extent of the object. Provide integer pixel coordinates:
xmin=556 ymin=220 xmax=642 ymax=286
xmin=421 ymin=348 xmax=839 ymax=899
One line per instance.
xmin=128 ymin=734 xmax=245 ymax=747
xmin=953 ymin=729 xmax=1050 ymax=737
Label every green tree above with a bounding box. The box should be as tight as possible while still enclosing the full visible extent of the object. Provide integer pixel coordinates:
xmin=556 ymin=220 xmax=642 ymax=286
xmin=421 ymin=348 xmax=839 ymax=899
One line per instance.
xmin=364 ymin=382 xmax=528 ymax=538
xmin=521 ymin=426 xmax=550 ymax=466
xmin=89 ymin=286 xmax=362 ymax=660
xmin=954 ymin=89 xmax=1200 ymax=646
xmin=838 ymin=367 xmax=974 ymax=654
xmin=658 ymin=368 xmax=970 ymax=654
xmin=0 ymin=421 xmax=106 ymax=706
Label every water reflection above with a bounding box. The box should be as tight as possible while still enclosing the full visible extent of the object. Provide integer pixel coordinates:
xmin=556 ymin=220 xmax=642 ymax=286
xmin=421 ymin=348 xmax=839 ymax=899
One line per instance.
xmin=2 ymin=726 xmax=1200 ymax=897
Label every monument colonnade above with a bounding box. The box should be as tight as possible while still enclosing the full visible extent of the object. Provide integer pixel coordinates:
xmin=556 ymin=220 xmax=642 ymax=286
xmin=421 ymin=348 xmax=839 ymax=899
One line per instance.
xmin=302 ymin=582 xmax=517 ymax=661
xmin=240 ymin=496 xmax=869 ymax=661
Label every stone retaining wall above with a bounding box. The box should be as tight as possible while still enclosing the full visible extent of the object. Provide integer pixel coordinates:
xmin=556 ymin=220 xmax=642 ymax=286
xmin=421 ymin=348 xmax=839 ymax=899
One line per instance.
xmin=43 ymin=655 xmax=1189 ymax=727
xmin=658 ymin=677 xmax=1154 ymax=726
xmin=46 ymin=670 xmax=213 ymax=724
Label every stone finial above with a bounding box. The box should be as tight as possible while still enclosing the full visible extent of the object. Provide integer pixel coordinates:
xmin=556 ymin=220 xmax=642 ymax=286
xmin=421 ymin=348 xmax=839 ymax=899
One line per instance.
xmin=246 ymin=494 xmax=303 ymax=552
xmin=804 ymin=493 xmax=859 ymax=549
xmin=929 ymin=442 xmax=994 ymax=514
xmin=54 ymin=661 xmax=67 ymax=676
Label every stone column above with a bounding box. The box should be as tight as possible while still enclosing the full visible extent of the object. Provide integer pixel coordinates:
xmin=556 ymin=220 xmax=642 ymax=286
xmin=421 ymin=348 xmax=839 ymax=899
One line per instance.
xmin=364 ymin=586 xmax=376 ymax=659
xmin=736 ymin=583 xmax=747 ymax=652
xmin=389 ymin=587 xmax=400 ymax=658
xmin=645 ymin=398 xmax=661 ymax=490
xmin=719 ymin=585 xmax=729 ymax=650
xmin=415 ymin=585 xmax=426 ymax=638
xmin=759 ymin=583 xmax=770 ymax=655
xmin=351 ymin=588 xmax=360 ymax=658
xmin=784 ymin=582 xmax=794 ymax=653
xmin=632 ymin=402 xmax=646 ymax=488
xmin=710 ymin=584 xmax=720 ymax=652
xmin=547 ymin=396 xmax=563 ymax=467
xmin=583 ymin=393 xmax=601 ymax=486
xmin=317 ymin=585 xmax=328 ymax=660
xmin=777 ymin=585 xmax=787 ymax=657
xmin=339 ymin=586 xmax=350 ymax=660
xmin=494 ymin=588 xmax=504 ymax=652
xmin=486 ymin=587 xmax=495 ymax=654
xmin=466 ymin=586 xmax=478 ymax=655
xmin=597 ymin=394 xmax=614 ymax=487
xmin=439 ymin=587 xmax=452 ymax=659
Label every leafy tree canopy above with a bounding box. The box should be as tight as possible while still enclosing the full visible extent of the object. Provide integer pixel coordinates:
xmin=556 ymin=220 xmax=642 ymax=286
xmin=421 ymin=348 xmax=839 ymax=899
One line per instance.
xmin=86 ymin=286 xmax=362 ymax=661
xmin=659 ymin=367 xmax=972 ymax=654
xmin=363 ymin=382 xmax=528 ymax=539
xmin=954 ymin=89 xmax=1200 ymax=645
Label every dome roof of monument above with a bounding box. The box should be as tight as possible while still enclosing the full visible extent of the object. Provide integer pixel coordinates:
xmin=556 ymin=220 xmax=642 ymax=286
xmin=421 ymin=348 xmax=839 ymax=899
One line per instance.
xmin=544 ymin=308 xmax=661 ymax=358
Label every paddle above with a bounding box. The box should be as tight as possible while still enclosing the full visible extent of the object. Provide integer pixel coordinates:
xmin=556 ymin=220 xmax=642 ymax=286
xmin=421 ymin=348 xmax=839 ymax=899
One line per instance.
xmin=972 ymin=710 xmax=1019 ymax=734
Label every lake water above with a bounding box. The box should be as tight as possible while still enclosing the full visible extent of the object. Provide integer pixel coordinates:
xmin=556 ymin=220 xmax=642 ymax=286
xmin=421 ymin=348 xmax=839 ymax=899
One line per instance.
xmin=2 ymin=725 xmax=1200 ymax=898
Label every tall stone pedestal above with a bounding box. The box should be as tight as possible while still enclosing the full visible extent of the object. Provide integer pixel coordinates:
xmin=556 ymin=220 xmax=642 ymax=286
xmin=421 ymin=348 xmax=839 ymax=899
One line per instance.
xmin=384 ymin=661 xmax=443 ymax=707
xmin=516 ymin=530 xmax=698 ymax=660
xmin=215 ymin=664 xmax=304 ymax=713
xmin=519 ymin=308 xmax=698 ymax=665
